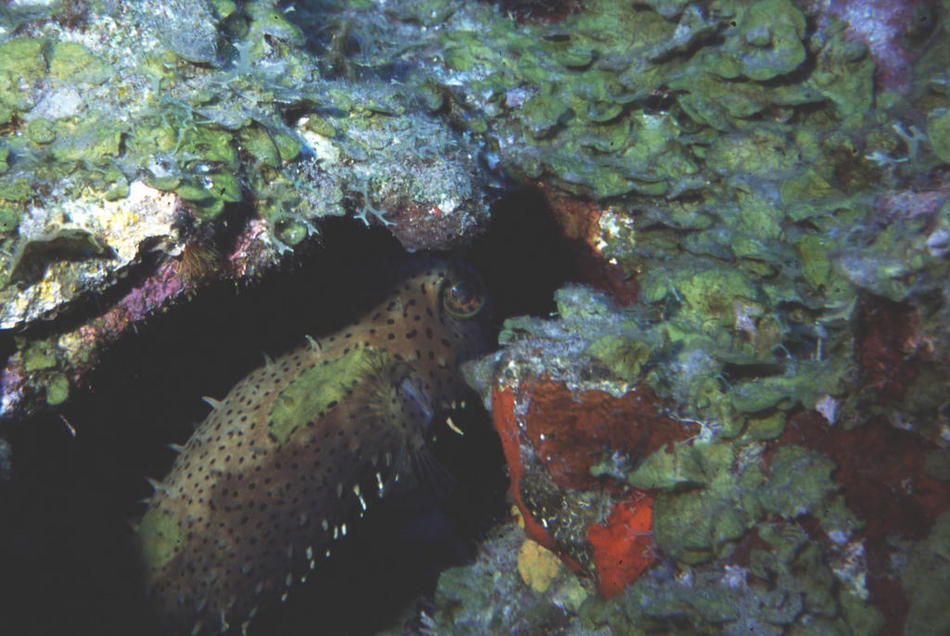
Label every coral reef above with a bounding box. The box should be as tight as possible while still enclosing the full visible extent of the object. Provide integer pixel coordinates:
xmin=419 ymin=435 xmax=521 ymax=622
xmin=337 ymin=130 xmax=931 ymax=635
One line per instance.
xmin=1 ymin=0 xmax=949 ymax=634
xmin=0 ymin=0 xmax=490 ymax=419
xmin=443 ymin=0 xmax=950 ymax=621
xmin=426 ymin=519 xmax=593 ymax=634
xmin=459 ymin=274 xmax=946 ymax=633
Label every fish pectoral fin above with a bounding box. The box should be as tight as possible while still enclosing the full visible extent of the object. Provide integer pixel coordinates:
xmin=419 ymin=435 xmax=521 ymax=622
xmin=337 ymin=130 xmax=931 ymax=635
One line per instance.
xmin=397 ymin=375 xmax=434 ymax=423
xmin=357 ymin=363 xmax=453 ymax=499
xmin=410 ymin=442 xmax=456 ymax=502
xmin=385 ymin=435 xmax=455 ymax=503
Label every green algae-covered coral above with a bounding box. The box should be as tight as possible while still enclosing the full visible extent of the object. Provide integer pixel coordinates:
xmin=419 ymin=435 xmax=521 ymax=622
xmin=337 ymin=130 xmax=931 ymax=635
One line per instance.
xmin=902 ymin=511 xmax=950 ymax=636
xmin=718 ymin=0 xmax=808 ymax=82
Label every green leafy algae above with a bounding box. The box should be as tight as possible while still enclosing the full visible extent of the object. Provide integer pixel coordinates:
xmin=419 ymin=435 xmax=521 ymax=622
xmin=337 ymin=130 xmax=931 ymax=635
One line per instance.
xmin=47 ymin=41 xmax=110 ymax=84
xmin=585 ymin=334 xmax=653 ymax=382
xmin=26 ymin=118 xmax=55 ymax=145
xmin=705 ymin=127 xmax=800 ymax=176
xmin=0 ymin=206 xmax=18 ymax=233
xmin=730 ymin=358 xmax=849 ymax=414
xmin=521 ymin=94 xmax=572 ymax=138
xmin=750 ymin=524 xmax=837 ymax=621
xmin=0 ymin=38 xmax=47 ymax=113
xmin=239 ymin=124 xmax=282 ymax=168
xmin=22 ymin=339 xmax=59 ymax=372
xmin=758 ymin=446 xmax=837 ymax=521
xmin=649 ymin=441 xmax=762 ymax=563
xmin=45 ymin=373 xmax=70 ymax=406
xmin=645 ymin=266 xmax=759 ymax=334
xmin=729 ymin=0 xmax=807 ymax=82
xmin=808 ymin=19 xmax=875 ymax=119
xmin=744 ymin=411 xmax=787 ymax=441
xmin=796 ymin=235 xmax=833 ymax=290
xmin=928 ymin=108 xmax=950 ymax=163
xmin=50 ymin=118 xmax=124 ymax=164
xmin=903 ymin=511 xmax=950 ymax=636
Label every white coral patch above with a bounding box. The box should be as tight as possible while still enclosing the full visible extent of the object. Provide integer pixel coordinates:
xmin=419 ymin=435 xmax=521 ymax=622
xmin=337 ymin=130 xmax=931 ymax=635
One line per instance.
xmin=1 ymin=181 xmax=182 ymax=329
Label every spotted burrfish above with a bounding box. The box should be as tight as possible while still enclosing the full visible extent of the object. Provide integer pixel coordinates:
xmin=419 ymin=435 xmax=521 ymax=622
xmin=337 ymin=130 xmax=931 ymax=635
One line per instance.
xmin=137 ymin=261 xmax=491 ymax=634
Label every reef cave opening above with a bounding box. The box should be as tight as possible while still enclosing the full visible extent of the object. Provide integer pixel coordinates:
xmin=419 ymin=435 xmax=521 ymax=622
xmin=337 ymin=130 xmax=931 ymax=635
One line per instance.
xmin=0 ymin=187 xmax=581 ymax=636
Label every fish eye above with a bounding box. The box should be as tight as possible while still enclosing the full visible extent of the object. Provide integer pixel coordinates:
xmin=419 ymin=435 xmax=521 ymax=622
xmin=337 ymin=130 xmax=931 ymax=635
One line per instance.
xmin=440 ymin=271 xmax=486 ymax=319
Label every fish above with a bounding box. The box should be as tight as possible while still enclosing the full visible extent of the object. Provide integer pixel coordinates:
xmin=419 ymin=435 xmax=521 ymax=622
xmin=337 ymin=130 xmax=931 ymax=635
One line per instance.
xmin=137 ymin=261 xmax=491 ymax=634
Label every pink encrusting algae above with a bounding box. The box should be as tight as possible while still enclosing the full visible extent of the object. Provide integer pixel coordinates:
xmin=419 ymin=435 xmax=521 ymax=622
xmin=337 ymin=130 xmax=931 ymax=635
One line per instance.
xmin=0 ymin=212 xmax=285 ymax=418
xmin=814 ymin=0 xmax=934 ymax=93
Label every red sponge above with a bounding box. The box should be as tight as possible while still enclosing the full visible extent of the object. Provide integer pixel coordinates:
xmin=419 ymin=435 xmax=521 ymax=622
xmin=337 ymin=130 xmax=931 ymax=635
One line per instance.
xmin=587 ymin=494 xmax=656 ymax=598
